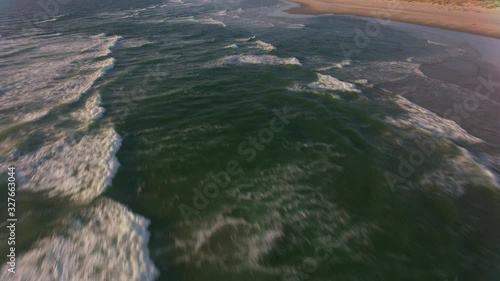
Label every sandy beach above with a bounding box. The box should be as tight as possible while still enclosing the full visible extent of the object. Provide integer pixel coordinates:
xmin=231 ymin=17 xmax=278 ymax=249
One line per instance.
xmin=287 ymin=0 xmax=500 ymax=39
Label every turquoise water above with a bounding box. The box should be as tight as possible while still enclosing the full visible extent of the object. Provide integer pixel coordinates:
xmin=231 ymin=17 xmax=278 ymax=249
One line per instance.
xmin=1 ymin=0 xmax=500 ymax=280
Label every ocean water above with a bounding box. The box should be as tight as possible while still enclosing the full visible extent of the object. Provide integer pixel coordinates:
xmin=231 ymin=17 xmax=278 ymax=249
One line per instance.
xmin=1 ymin=0 xmax=500 ymax=280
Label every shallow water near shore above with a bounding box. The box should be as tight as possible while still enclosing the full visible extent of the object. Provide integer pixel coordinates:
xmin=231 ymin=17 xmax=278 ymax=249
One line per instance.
xmin=1 ymin=0 xmax=500 ymax=280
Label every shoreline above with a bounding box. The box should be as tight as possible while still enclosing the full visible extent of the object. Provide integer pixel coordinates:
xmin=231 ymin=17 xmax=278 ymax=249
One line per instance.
xmin=286 ymin=0 xmax=500 ymax=39
xmin=281 ymin=0 xmax=500 ymax=159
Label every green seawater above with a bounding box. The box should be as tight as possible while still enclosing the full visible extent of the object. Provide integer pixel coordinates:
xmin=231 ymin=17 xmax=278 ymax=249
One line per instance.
xmin=1 ymin=0 xmax=500 ymax=280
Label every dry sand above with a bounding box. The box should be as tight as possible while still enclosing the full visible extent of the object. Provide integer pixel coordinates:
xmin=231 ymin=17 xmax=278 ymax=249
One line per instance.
xmin=287 ymin=0 xmax=500 ymax=39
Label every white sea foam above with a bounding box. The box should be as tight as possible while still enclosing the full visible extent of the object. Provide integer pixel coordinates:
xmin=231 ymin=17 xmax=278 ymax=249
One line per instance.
xmin=223 ymin=43 xmax=238 ymax=49
xmin=121 ymin=12 xmax=140 ymax=19
xmin=70 ymin=94 xmax=105 ymax=123
xmin=171 ymin=214 xmax=283 ymax=269
xmin=427 ymin=40 xmax=448 ymax=46
xmin=0 ymin=198 xmax=159 ymax=281
xmin=215 ymin=10 xmax=227 ymax=16
xmin=344 ymin=61 xmax=425 ymax=83
xmin=237 ymin=162 xmax=376 ymax=268
xmin=286 ymin=83 xmax=309 ymax=93
xmin=95 ymin=11 xmax=130 ymax=18
xmin=308 ymin=73 xmax=361 ymax=93
xmin=231 ymin=36 xmax=275 ymax=51
xmin=420 ymin=147 xmax=499 ymax=195
xmin=169 ymin=16 xmax=194 ymax=22
xmin=236 ymin=35 xmax=256 ymax=42
xmin=35 ymin=15 xmax=64 ymax=24
xmin=170 ymin=161 xmax=376 ymax=272
xmin=218 ymin=55 xmax=301 ymax=66
xmin=33 ymin=33 xmax=62 ymax=38
xmin=283 ymin=23 xmax=305 ymax=29
xmin=167 ymin=16 xmax=226 ymax=27
xmin=198 ymin=18 xmax=226 ymax=27
xmin=120 ymin=38 xmax=152 ymax=48
xmin=66 ymin=58 xmax=116 ymax=102
xmin=1 ymin=128 xmax=122 ymax=203
xmin=477 ymin=153 xmax=500 ymax=185
xmin=386 ymin=95 xmax=483 ymax=144
xmin=317 ymin=59 xmax=352 ymax=71
xmin=354 ymin=79 xmax=369 ymax=85
xmin=90 ymin=33 xmax=106 ymax=39
xmin=100 ymin=35 xmax=123 ymax=55
xmin=120 ymin=6 xmax=153 ymax=18
xmin=253 ymin=40 xmax=276 ymax=51
xmin=0 ymin=34 xmax=118 ymax=130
